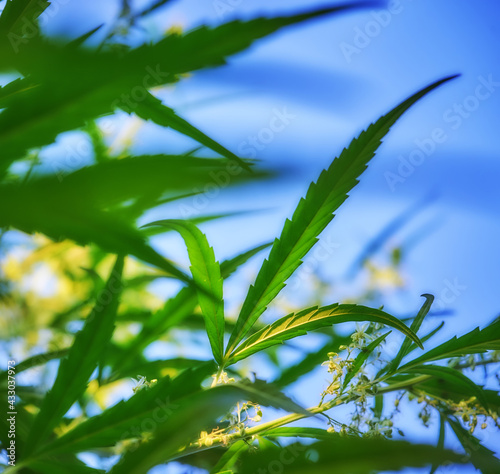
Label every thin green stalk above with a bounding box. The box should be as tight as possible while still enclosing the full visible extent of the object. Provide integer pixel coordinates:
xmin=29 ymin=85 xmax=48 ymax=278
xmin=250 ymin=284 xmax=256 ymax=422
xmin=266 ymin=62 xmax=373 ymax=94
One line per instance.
xmin=169 ymin=374 xmax=432 ymax=461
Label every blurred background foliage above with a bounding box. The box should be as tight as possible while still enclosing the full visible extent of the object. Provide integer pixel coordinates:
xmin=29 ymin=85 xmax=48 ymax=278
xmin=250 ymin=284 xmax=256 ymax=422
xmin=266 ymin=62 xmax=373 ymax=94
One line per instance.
xmin=0 ymin=0 xmax=499 ymax=473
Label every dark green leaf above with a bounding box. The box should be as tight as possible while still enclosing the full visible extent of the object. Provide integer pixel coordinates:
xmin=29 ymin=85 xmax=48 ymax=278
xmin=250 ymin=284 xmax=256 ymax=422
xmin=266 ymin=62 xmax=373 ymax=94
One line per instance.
xmin=236 ymin=437 xmax=464 ymax=474
xmin=430 ymin=414 xmax=446 ymax=474
xmin=0 ymin=4 xmax=371 ymax=171
xmin=109 ymin=379 xmax=308 ymax=474
xmin=133 ymin=93 xmax=250 ymax=171
xmin=399 ymin=320 xmax=500 ymax=371
xmin=446 ymin=415 xmax=500 ymax=474
xmin=36 ymin=363 xmax=215 ymax=458
xmin=401 ymin=364 xmax=489 ymax=410
xmin=0 ymin=0 xmax=49 ymax=37
xmin=389 ymin=294 xmax=434 ymax=372
xmin=210 ymin=440 xmax=248 ymax=474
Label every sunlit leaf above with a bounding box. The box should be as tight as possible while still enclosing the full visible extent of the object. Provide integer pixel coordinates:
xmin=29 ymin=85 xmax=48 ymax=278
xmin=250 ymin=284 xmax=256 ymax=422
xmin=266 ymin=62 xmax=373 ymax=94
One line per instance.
xmin=116 ymin=242 xmax=272 ymax=370
xmin=227 ymin=304 xmax=421 ymax=366
xmin=226 ymin=76 xmax=458 ymax=356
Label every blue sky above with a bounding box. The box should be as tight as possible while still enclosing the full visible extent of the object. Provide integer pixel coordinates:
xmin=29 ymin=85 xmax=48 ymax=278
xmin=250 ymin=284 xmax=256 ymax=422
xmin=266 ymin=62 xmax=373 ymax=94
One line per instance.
xmin=5 ymin=0 xmax=500 ymax=472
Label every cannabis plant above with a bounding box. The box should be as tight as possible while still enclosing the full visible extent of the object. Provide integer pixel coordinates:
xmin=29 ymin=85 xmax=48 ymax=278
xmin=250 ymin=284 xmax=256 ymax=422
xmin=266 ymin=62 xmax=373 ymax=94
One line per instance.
xmin=0 ymin=1 xmax=499 ymax=473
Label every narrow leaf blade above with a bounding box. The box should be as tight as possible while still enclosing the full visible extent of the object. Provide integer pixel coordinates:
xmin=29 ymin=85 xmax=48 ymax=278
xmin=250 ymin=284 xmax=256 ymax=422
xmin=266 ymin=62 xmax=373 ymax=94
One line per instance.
xmin=144 ymin=220 xmax=225 ymax=363
xmin=388 ymin=294 xmax=434 ymax=372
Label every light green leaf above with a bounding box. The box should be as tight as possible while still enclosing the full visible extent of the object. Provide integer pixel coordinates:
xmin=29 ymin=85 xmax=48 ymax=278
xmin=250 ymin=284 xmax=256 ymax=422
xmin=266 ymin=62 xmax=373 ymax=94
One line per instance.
xmin=373 ymin=394 xmax=384 ymax=420
xmin=405 ymin=321 xmax=445 ymax=356
xmin=227 ymin=304 xmax=421 ymax=366
xmin=143 ymin=220 xmax=225 ymax=364
xmin=24 ymin=256 xmax=124 ymax=456
xmin=226 ymin=76 xmax=458 ymax=356
xmin=141 ymin=212 xmax=252 ymax=237
xmin=219 ymin=242 xmax=272 ymax=277
xmin=0 ymin=349 xmax=69 ymax=384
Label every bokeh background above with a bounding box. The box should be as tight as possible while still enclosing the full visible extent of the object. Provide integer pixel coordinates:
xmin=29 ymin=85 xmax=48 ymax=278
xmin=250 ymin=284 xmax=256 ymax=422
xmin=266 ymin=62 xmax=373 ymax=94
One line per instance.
xmin=1 ymin=0 xmax=500 ymax=472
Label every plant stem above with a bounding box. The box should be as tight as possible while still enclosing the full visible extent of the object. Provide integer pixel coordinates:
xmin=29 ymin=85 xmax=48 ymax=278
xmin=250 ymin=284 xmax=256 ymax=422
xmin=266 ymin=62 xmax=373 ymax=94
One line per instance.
xmin=170 ymin=374 xmax=431 ymax=461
